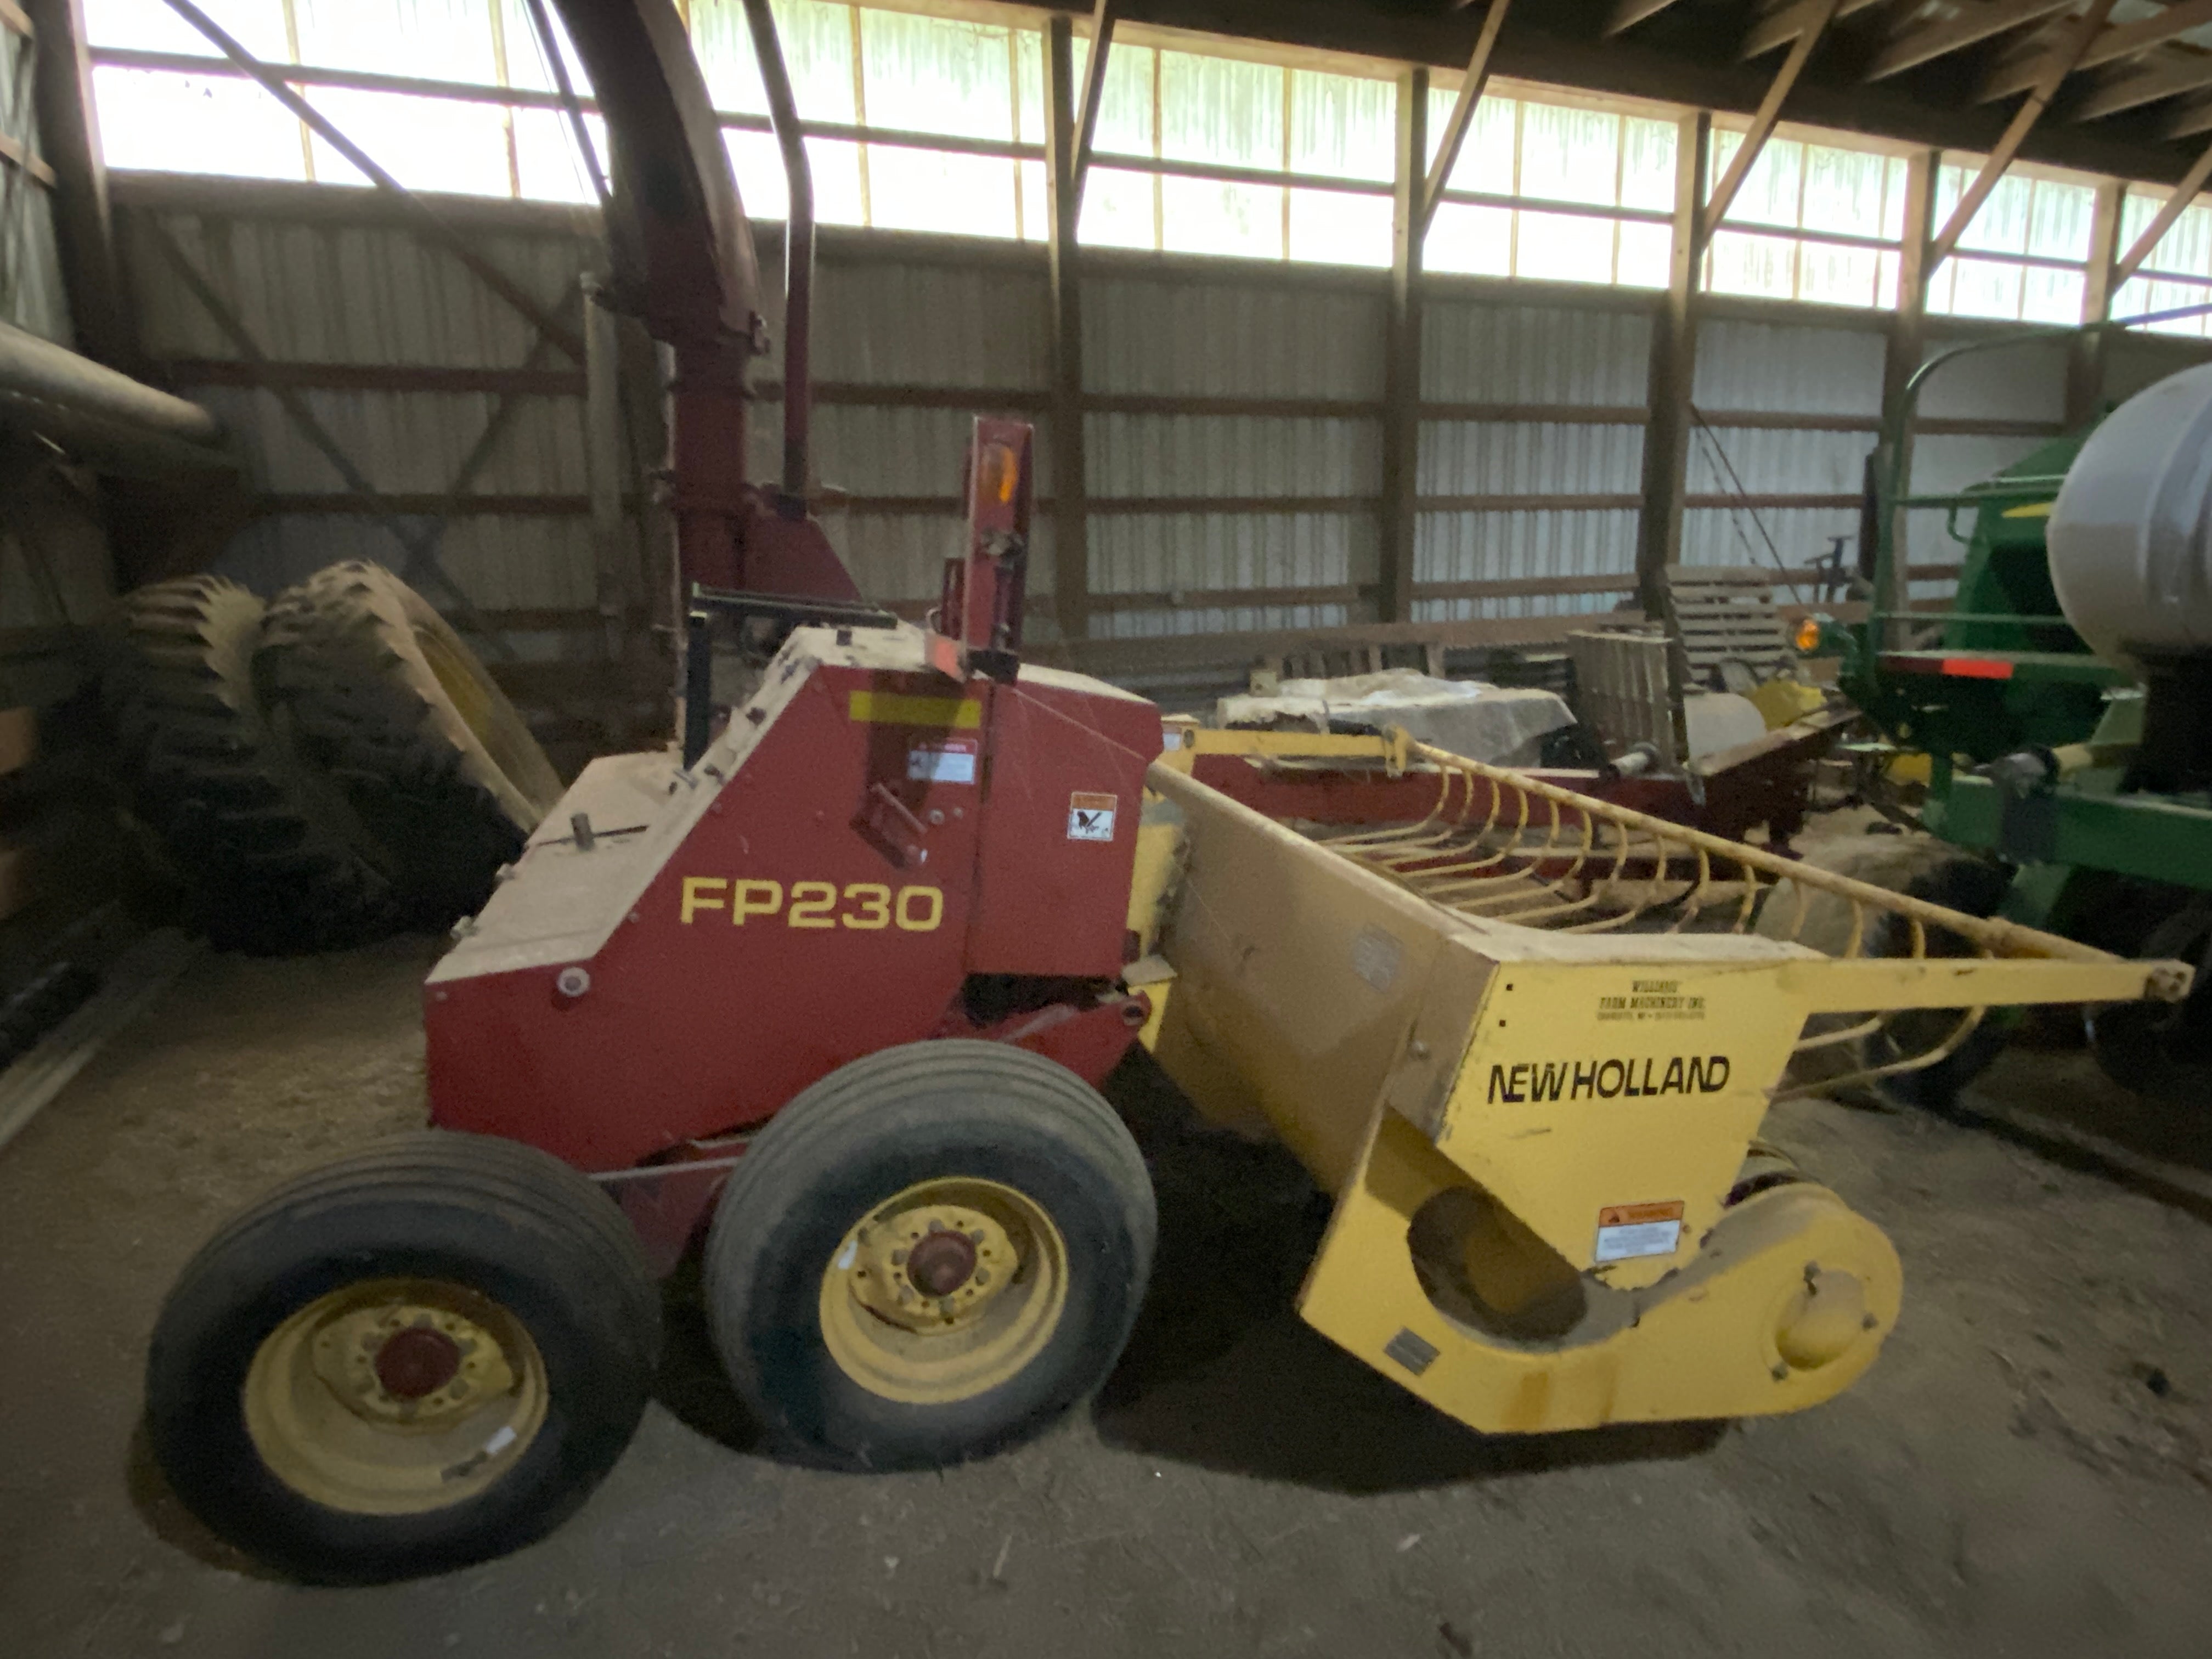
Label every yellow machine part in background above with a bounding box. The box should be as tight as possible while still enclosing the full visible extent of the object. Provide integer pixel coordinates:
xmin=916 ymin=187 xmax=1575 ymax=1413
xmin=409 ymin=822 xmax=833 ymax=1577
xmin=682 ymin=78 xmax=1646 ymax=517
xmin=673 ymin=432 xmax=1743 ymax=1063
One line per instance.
xmin=1130 ymin=749 xmax=2183 ymax=1435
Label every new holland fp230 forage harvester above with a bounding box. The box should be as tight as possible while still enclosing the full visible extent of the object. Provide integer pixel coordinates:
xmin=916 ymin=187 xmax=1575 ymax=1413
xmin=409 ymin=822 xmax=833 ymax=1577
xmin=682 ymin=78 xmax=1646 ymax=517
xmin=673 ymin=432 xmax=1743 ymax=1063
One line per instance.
xmin=139 ymin=0 xmax=2194 ymax=1585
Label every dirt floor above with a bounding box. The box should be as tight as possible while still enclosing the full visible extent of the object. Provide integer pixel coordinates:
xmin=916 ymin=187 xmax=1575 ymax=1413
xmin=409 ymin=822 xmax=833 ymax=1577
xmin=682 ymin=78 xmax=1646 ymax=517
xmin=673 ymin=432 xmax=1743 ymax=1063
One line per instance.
xmin=5 ymin=929 xmax=2212 ymax=1657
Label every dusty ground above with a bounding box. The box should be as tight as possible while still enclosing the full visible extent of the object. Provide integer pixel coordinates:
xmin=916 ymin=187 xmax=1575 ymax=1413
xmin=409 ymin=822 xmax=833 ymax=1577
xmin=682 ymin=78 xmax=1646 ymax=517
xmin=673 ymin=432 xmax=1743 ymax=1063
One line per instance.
xmin=4 ymin=934 xmax=2212 ymax=1657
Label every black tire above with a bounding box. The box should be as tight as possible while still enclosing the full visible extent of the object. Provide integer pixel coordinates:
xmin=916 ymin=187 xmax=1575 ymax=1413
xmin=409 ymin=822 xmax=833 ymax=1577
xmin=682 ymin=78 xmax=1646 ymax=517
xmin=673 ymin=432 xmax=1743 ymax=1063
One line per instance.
xmin=2089 ymin=902 xmax=2212 ymax=1107
xmin=258 ymin=562 xmax=563 ymax=926
xmin=1759 ymin=837 xmax=2012 ymax=1109
xmin=145 ymin=1132 xmax=659 ymax=1584
xmin=104 ymin=575 xmax=393 ymax=953
xmin=705 ymin=1041 xmax=1155 ymax=1471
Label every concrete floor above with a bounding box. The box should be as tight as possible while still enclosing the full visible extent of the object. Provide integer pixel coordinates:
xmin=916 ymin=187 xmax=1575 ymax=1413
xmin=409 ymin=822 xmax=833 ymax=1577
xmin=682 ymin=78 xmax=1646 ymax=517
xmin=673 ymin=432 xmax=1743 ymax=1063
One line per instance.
xmin=4 ymin=935 xmax=2212 ymax=1657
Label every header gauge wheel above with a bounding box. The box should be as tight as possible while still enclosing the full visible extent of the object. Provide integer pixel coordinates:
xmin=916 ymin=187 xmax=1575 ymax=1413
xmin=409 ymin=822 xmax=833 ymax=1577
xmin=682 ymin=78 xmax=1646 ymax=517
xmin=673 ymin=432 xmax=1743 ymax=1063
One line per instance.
xmin=704 ymin=1041 xmax=1155 ymax=1470
xmin=145 ymin=1133 xmax=658 ymax=1583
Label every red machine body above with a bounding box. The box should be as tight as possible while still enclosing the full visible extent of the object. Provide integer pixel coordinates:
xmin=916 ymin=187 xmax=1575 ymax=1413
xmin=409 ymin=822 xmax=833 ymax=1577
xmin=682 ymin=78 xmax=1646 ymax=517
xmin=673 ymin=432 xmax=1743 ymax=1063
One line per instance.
xmin=426 ymin=414 xmax=1154 ymax=1237
xmin=426 ymin=632 xmax=1158 ymax=1171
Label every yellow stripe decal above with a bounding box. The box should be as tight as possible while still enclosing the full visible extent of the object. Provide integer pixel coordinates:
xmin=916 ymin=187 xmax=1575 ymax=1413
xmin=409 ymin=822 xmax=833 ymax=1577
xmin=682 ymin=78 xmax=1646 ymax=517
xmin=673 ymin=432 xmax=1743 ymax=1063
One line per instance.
xmin=848 ymin=691 xmax=984 ymax=729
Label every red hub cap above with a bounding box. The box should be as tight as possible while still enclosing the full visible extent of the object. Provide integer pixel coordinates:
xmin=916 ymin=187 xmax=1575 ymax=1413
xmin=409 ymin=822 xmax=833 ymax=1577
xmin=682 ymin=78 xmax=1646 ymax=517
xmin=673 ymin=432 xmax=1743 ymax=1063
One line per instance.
xmin=905 ymin=1228 xmax=978 ymax=1297
xmin=374 ymin=1325 xmax=462 ymax=1400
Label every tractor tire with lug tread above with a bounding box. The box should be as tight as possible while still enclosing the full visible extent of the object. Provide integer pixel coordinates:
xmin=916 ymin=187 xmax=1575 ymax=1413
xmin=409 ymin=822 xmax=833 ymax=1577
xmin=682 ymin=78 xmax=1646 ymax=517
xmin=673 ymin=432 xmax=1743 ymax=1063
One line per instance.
xmin=145 ymin=1131 xmax=659 ymax=1584
xmin=1758 ymin=836 xmax=2012 ymax=1110
xmin=705 ymin=1040 xmax=1155 ymax=1471
xmin=258 ymin=562 xmax=563 ymax=927
xmin=104 ymin=574 xmax=393 ymax=953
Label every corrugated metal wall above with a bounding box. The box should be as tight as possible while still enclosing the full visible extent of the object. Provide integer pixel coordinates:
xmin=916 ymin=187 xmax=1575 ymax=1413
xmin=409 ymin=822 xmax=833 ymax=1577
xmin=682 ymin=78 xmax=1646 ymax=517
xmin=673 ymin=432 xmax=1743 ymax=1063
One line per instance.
xmin=1 ymin=24 xmax=70 ymax=346
xmin=806 ymin=249 xmax=1056 ymax=613
xmin=1419 ymin=292 xmax=1648 ymax=623
xmin=120 ymin=195 xmax=605 ymax=663
xmin=106 ymin=173 xmax=2212 ymax=683
xmin=2 ymin=21 xmax=99 ymax=699
xmin=1085 ymin=269 xmax=1381 ymax=639
xmin=1687 ymin=317 xmax=1882 ymax=603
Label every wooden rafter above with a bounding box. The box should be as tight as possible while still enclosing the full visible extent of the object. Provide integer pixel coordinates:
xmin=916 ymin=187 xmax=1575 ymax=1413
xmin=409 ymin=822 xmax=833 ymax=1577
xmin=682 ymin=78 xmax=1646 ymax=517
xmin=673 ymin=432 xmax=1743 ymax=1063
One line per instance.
xmin=1706 ymin=0 xmax=1840 ymax=239
xmin=2113 ymin=136 xmax=2212 ymax=284
xmin=1928 ymin=0 xmax=2120 ymax=270
xmin=1983 ymin=0 xmax=2212 ymax=100
xmin=1867 ymin=0 xmax=2079 ymax=84
xmin=2163 ymin=93 xmax=2212 ymax=136
xmin=1740 ymin=0 xmax=1884 ymax=62
xmin=1068 ymin=0 xmax=1119 ymax=216
xmin=1603 ymin=0 xmax=1684 ymax=35
xmin=2072 ymin=50 xmax=2212 ymax=123
xmin=1419 ymin=0 xmax=1511 ymax=234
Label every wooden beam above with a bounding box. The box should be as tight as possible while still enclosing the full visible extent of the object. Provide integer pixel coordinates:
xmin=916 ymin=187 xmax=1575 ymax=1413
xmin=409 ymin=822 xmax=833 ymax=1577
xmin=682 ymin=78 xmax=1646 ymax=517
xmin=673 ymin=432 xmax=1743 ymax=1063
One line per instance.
xmin=1419 ymin=0 xmax=1510 ymax=236
xmin=1879 ymin=148 xmax=1938 ymax=643
xmin=2114 ymin=135 xmax=2212 ymax=284
xmin=2162 ymin=94 xmax=2212 ymax=137
xmin=1928 ymin=0 xmax=2119 ymax=271
xmin=0 ymin=131 xmax=55 ymax=187
xmin=2072 ymin=51 xmax=2212 ymax=123
xmin=1740 ymin=0 xmax=1886 ymax=61
xmin=1069 ymin=0 xmax=1118 ymax=218
xmin=2068 ymin=177 xmax=2125 ymax=426
xmin=1045 ymin=15 xmax=1091 ymax=643
xmin=1704 ymin=0 xmax=1838 ymax=240
xmin=1866 ymin=0 xmax=2078 ymax=83
xmin=25 ymin=0 xmax=137 ymax=366
xmin=1632 ymin=109 xmax=1708 ymax=620
xmin=1604 ymin=0 xmax=1685 ymax=35
xmin=1380 ymin=66 xmax=1429 ymax=625
xmin=1983 ymin=0 xmax=2212 ymax=99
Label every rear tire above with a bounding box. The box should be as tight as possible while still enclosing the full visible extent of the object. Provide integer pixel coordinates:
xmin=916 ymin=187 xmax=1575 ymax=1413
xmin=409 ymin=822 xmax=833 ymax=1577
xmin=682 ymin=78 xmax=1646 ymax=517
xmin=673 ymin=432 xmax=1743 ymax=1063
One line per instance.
xmin=1759 ymin=837 xmax=2011 ymax=1109
xmin=145 ymin=1132 xmax=659 ymax=1584
xmin=104 ymin=575 xmax=392 ymax=953
xmin=704 ymin=1041 xmax=1155 ymax=1470
xmin=258 ymin=562 xmax=563 ymax=926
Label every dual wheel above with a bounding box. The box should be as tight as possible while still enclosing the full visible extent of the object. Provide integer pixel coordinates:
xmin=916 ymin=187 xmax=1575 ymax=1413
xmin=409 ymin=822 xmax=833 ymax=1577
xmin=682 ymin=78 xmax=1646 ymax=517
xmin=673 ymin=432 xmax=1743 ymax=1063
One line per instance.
xmin=145 ymin=1043 xmax=1153 ymax=1583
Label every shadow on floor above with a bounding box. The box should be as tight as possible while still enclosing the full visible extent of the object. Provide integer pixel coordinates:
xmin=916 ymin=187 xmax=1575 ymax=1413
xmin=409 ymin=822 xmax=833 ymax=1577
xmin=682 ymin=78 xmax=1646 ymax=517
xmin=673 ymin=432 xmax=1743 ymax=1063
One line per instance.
xmin=123 ymin=1418 xmax=283 ymax=1579
xmin=657 ymin=1048 xmax=1728 ymax=1491
xmin=1092 ymin=1049 xmax=1728 ymax=1493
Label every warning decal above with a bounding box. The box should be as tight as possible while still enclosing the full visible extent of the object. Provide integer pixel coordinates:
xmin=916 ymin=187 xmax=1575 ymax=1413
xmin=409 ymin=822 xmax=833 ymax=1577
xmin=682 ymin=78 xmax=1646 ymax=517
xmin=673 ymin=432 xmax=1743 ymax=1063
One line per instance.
xmin=907 ymin=739 xmax=978 ymax=784
xmin=1593 ymin=1199 xmax=1685 ymax=1263
xmin=1067 ymin=791 xmax=1118 ymax=842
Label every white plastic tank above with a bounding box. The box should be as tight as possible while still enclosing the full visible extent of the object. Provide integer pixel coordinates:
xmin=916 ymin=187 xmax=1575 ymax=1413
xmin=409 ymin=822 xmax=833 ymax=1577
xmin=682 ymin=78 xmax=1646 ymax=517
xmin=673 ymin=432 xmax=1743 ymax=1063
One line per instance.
xmin=2048 ymin=360 xmax=2212 ymax=670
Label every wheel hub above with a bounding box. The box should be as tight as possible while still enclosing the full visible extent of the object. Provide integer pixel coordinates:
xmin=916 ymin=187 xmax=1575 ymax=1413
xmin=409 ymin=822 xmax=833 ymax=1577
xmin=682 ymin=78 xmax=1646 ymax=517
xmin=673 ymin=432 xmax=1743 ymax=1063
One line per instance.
xmin=905 ymin=1226 xmax=978 ymax=1296
xmin=842 ymin=1200 xmax=1012 ymax=1333
xmin=309 ymin=1297 xmax=514 ymax=1425
xmin=374 ymin=1324 xmax=463 ymax=1400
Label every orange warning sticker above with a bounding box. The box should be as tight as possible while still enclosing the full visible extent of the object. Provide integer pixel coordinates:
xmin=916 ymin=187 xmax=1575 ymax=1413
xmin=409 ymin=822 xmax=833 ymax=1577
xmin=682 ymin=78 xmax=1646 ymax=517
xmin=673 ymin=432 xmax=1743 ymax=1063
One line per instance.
xmin=1067 ymin=791 xmax=1118 ymax=842
xmin=1598 ymin=1200 xmax=1685 ymax=1229
xmin=1594 ymin=1199 xmax=1685 ymax=1263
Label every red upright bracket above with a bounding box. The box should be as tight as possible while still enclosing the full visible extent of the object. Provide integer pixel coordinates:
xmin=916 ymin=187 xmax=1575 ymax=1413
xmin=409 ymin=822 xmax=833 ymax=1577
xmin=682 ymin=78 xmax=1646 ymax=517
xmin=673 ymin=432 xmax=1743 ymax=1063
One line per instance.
xmin=930 ymin=417 xmax=1034 ymax=681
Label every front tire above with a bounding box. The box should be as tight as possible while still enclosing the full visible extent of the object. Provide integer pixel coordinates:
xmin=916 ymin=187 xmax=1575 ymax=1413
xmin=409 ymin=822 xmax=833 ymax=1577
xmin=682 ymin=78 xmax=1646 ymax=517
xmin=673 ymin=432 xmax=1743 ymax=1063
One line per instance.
xmin=704 ymin=1041 xmax=1155 ymax=1470
xmin=145 ymin=1133 xmax=659 ymax=1584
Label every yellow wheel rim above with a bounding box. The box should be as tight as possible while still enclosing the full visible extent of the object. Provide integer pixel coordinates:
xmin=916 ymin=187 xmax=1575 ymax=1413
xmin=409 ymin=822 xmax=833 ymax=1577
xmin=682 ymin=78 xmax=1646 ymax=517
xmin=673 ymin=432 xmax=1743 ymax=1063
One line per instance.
xmin=817 ymin=1177 xmax=1069 ymax=1406
xmin=241 ymin=1277 xmax=549 ymax=1516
